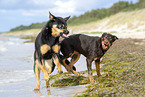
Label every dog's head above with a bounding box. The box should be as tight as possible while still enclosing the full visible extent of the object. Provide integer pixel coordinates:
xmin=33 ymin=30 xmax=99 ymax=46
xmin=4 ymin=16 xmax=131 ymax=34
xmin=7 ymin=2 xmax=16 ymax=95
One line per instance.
xmin=49 ymin=12 xmax=70 ymax=38
xmin=101 ymin=33 xmax=118 ymax=51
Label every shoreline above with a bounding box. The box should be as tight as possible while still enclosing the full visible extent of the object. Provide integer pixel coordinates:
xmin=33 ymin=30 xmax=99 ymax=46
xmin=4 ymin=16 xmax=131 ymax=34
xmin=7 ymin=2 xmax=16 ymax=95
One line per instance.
xmin=0 ymin=76 xmax=88 ymax=97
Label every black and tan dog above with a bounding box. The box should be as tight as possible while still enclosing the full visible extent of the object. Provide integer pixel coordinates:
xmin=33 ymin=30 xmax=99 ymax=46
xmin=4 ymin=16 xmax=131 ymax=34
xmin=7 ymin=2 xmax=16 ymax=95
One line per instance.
xmin=60 ymin=33 xmax=118 ymax=83
xmin=33 ymin=12 xmax=70 ymax=91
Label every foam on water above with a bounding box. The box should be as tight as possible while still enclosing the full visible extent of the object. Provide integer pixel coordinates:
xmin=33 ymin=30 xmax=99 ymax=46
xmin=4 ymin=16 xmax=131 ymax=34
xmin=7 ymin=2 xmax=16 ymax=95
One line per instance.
xmin=0 ymin=46 xmax=7 ymax=52
xmin=0 ymin=70 xmax=34 ymax=84
xmin=0 ymin=35 xmax=34 ymax=84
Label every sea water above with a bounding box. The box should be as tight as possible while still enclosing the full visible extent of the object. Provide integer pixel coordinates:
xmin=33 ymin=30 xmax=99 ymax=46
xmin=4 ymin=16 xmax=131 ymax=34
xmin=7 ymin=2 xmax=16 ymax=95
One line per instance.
xmin=0 ymin=35 xmax=34 ymax=84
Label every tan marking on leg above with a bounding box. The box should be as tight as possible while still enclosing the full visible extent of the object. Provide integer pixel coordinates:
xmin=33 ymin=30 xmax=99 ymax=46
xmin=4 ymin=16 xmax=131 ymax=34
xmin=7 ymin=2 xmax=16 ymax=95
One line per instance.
xmin=42 ymin=62 xmax=50 ymax=88
xmin=62 ymin=59 xmax=71 ymax=72
xmin=94 ymin=57 xmax=99 ymax=61
xmin=34 ymin=90 xmax=42 ymax=96
xmin=34 ymin=60 xmax=41 ymax=91
xmin=69 ymin=51 xmax=80 ymax=75
xmin=52 ymin=56 xmax=63 ymax=73
xmin=40 ymin=44 xmax=50 ymax=55
xmin=88 ymin=74 xmax=96 ymax=83
xmin=41 ymin=61 xmax=50 ymax=81
xmin=46 ymin=80 xmax=50 ymax=88
xmin=41 ymin=62 xmax=50 ymax=88
xmin=52 ymin=44 xmax=59 ymax=53
xmin=95 ymin=60 xmax=101 ymax=77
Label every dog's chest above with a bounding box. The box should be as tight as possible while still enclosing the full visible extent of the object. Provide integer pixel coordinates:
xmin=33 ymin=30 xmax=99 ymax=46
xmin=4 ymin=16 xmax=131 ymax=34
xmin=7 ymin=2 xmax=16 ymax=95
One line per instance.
xmin=94 ymin=48 xmax=104 ymax=59
xmin=40 ymin=44 xmax=60 ymax=55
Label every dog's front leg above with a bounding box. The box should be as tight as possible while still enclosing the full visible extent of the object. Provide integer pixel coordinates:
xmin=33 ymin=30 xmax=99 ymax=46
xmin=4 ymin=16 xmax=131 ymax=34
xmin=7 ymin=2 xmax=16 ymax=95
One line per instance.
xmin=34 ymin=59 xmax=41 ymax=91
xmin=41 ymin=60 xmax=50 ymax=88
xmin=52 ymin=54 xmax=63 ymax=74
xmin=95 ymin=59 xmax=101 ymax=77
xmin=86 ymin=58 xmax=96 ymax=83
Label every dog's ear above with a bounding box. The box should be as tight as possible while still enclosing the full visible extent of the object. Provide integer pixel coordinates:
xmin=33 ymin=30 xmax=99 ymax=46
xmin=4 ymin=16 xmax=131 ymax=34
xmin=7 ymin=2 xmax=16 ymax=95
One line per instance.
xmin=64 ymin=16 xmax=71 ymax=21
xmin=49 ymin=12 xmax=56 ymax=20
xmin=102 ymin=32 xmax=107 ymax=37
xmin=113 ymin=35 xmax=119 ymax=40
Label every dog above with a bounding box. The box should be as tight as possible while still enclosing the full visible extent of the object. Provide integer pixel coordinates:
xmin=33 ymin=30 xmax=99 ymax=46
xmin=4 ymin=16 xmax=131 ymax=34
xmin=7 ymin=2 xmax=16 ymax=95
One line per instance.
xmin=60 ymin=33 xmax=118 ymax=83
xmin=33 ymin=12 xmax=70 ymax=91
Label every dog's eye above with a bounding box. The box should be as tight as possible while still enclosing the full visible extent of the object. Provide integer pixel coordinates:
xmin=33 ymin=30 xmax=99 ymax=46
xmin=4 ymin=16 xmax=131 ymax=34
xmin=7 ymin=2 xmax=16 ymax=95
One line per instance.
xmin=58 ymin=24 xmax=65 ymax=29
xmin=58 ymin=25 xmax=62 ymax=28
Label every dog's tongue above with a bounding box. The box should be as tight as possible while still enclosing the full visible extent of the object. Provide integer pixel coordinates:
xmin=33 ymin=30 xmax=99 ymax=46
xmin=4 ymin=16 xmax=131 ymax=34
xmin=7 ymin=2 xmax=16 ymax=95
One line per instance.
xmin=105 ymin=45 xmax=108 ymax=48
xmin=104 ymin=45 xmax=108 ymax=49
xmin=63 ymin=33 xmax=69 ymax=38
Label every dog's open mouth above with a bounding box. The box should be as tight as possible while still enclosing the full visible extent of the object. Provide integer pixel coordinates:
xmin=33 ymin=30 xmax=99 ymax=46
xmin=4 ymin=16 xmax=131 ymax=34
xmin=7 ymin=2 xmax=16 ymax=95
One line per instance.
xmin=60 ymin=33 xmax=69 ymax=38
xmin=102 ymin=43 xmax=109 ymax=50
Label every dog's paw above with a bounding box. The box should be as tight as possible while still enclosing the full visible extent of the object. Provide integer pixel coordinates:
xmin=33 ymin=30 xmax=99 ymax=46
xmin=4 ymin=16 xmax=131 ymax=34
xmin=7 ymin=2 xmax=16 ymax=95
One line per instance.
xmin=33 ymin=88 xmax=40 ymax=91
xmin=90 ymin=79 xmax=96 ymax=83
xmin=58 ymin=70 xmax=63 ymax=74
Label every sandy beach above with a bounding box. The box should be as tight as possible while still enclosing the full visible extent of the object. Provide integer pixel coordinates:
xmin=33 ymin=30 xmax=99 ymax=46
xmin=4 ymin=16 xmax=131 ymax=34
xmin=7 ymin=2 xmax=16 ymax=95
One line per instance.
xmin=0 ymin=31 xmax=145 ymax=97
xmin=0 ymin=8 xmax=145 ymax=97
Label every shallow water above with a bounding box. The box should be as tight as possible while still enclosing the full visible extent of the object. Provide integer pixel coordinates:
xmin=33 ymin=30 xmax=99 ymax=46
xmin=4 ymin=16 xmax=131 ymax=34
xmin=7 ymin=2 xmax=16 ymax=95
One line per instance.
xmin=0 ymin=35 xmax=34 ymax=84
xmin=0 ymin=35 xmax=96 ymax=97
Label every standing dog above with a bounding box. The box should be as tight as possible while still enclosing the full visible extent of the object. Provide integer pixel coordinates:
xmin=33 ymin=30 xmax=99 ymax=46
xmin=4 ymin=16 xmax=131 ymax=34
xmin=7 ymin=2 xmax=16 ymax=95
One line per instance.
xmin=60 ymin=33 xmax=118 ymax=83
xmin=34 ymin=12 xmax=70 ymax=91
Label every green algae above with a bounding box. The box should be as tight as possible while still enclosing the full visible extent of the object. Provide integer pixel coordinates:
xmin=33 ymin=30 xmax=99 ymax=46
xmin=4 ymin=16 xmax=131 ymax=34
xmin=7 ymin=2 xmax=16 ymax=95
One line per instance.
xmin=50 ymin=39 xmax=145 ymax=96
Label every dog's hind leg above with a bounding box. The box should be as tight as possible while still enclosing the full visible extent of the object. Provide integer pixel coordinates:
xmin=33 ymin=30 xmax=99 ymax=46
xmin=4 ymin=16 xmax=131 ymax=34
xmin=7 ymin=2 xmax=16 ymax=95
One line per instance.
xmin=34 ymin=59 xmax=41 ymax=91
xmin=95 ymin=59 xmax=101 ymax=77
xmin=65 ymin=59 xmax=76 ymax=71
xmin=52 ymin=54 xmax=63 ymax=74
xmin=62 ymin=58 xmax=71 ymax=72
xmin=69 ymin=52 xmax=80 ymax=75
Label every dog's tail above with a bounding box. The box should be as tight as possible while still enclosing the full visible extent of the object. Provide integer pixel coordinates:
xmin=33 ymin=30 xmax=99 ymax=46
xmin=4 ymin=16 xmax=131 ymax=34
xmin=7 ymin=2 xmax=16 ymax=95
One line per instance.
xmin=59 ymin=54 xmax=76 ymax=71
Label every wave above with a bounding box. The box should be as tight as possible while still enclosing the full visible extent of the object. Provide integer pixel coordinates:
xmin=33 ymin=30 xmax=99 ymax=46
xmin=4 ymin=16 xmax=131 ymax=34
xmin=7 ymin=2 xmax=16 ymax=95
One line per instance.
xmin=0 ymin=46 xmax=7 ymax=52
xmin=0 ymin=70 xmax=34 ymax=84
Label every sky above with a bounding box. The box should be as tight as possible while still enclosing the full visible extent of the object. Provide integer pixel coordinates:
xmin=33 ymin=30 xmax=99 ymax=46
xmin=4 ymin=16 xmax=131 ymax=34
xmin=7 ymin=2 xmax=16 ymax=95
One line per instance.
xmin=0 ymin=0 xmax=138 ymax=32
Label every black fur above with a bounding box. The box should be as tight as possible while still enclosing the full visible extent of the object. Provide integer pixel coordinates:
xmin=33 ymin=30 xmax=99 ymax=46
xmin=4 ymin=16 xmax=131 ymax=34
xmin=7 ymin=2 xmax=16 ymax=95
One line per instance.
xmin=33 ymin=12 xmax=70 ymax=91
xmin=60 ymin=33 xmax=118 ymax=83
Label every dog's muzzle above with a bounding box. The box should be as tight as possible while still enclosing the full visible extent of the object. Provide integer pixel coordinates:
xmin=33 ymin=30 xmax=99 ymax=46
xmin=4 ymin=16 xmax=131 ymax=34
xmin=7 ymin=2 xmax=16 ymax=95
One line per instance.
xmin=63 ymin=30 xmax=69 ymax=35
xmin=60 ymin=30 xmax=69 ymax=38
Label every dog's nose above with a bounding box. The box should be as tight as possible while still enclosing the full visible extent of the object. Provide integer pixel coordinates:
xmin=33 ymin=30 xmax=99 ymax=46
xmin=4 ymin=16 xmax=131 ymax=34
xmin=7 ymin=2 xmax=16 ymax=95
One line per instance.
xmin=105 ymin=40 xmax=109 ymax=44
xmin=63 ymin=30 xmax=69 ymax=34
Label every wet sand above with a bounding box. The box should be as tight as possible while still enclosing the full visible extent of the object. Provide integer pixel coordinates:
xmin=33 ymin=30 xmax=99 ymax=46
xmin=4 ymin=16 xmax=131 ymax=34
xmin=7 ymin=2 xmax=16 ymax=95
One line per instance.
xmin=0 ymin=76 xmax=88 ymax=97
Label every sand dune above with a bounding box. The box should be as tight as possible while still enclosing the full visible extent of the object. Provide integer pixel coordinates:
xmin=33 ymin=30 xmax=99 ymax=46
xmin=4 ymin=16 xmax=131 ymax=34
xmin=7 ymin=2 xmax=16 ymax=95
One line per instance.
xmin=69 ymin=8 xmax=145 ymax=39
